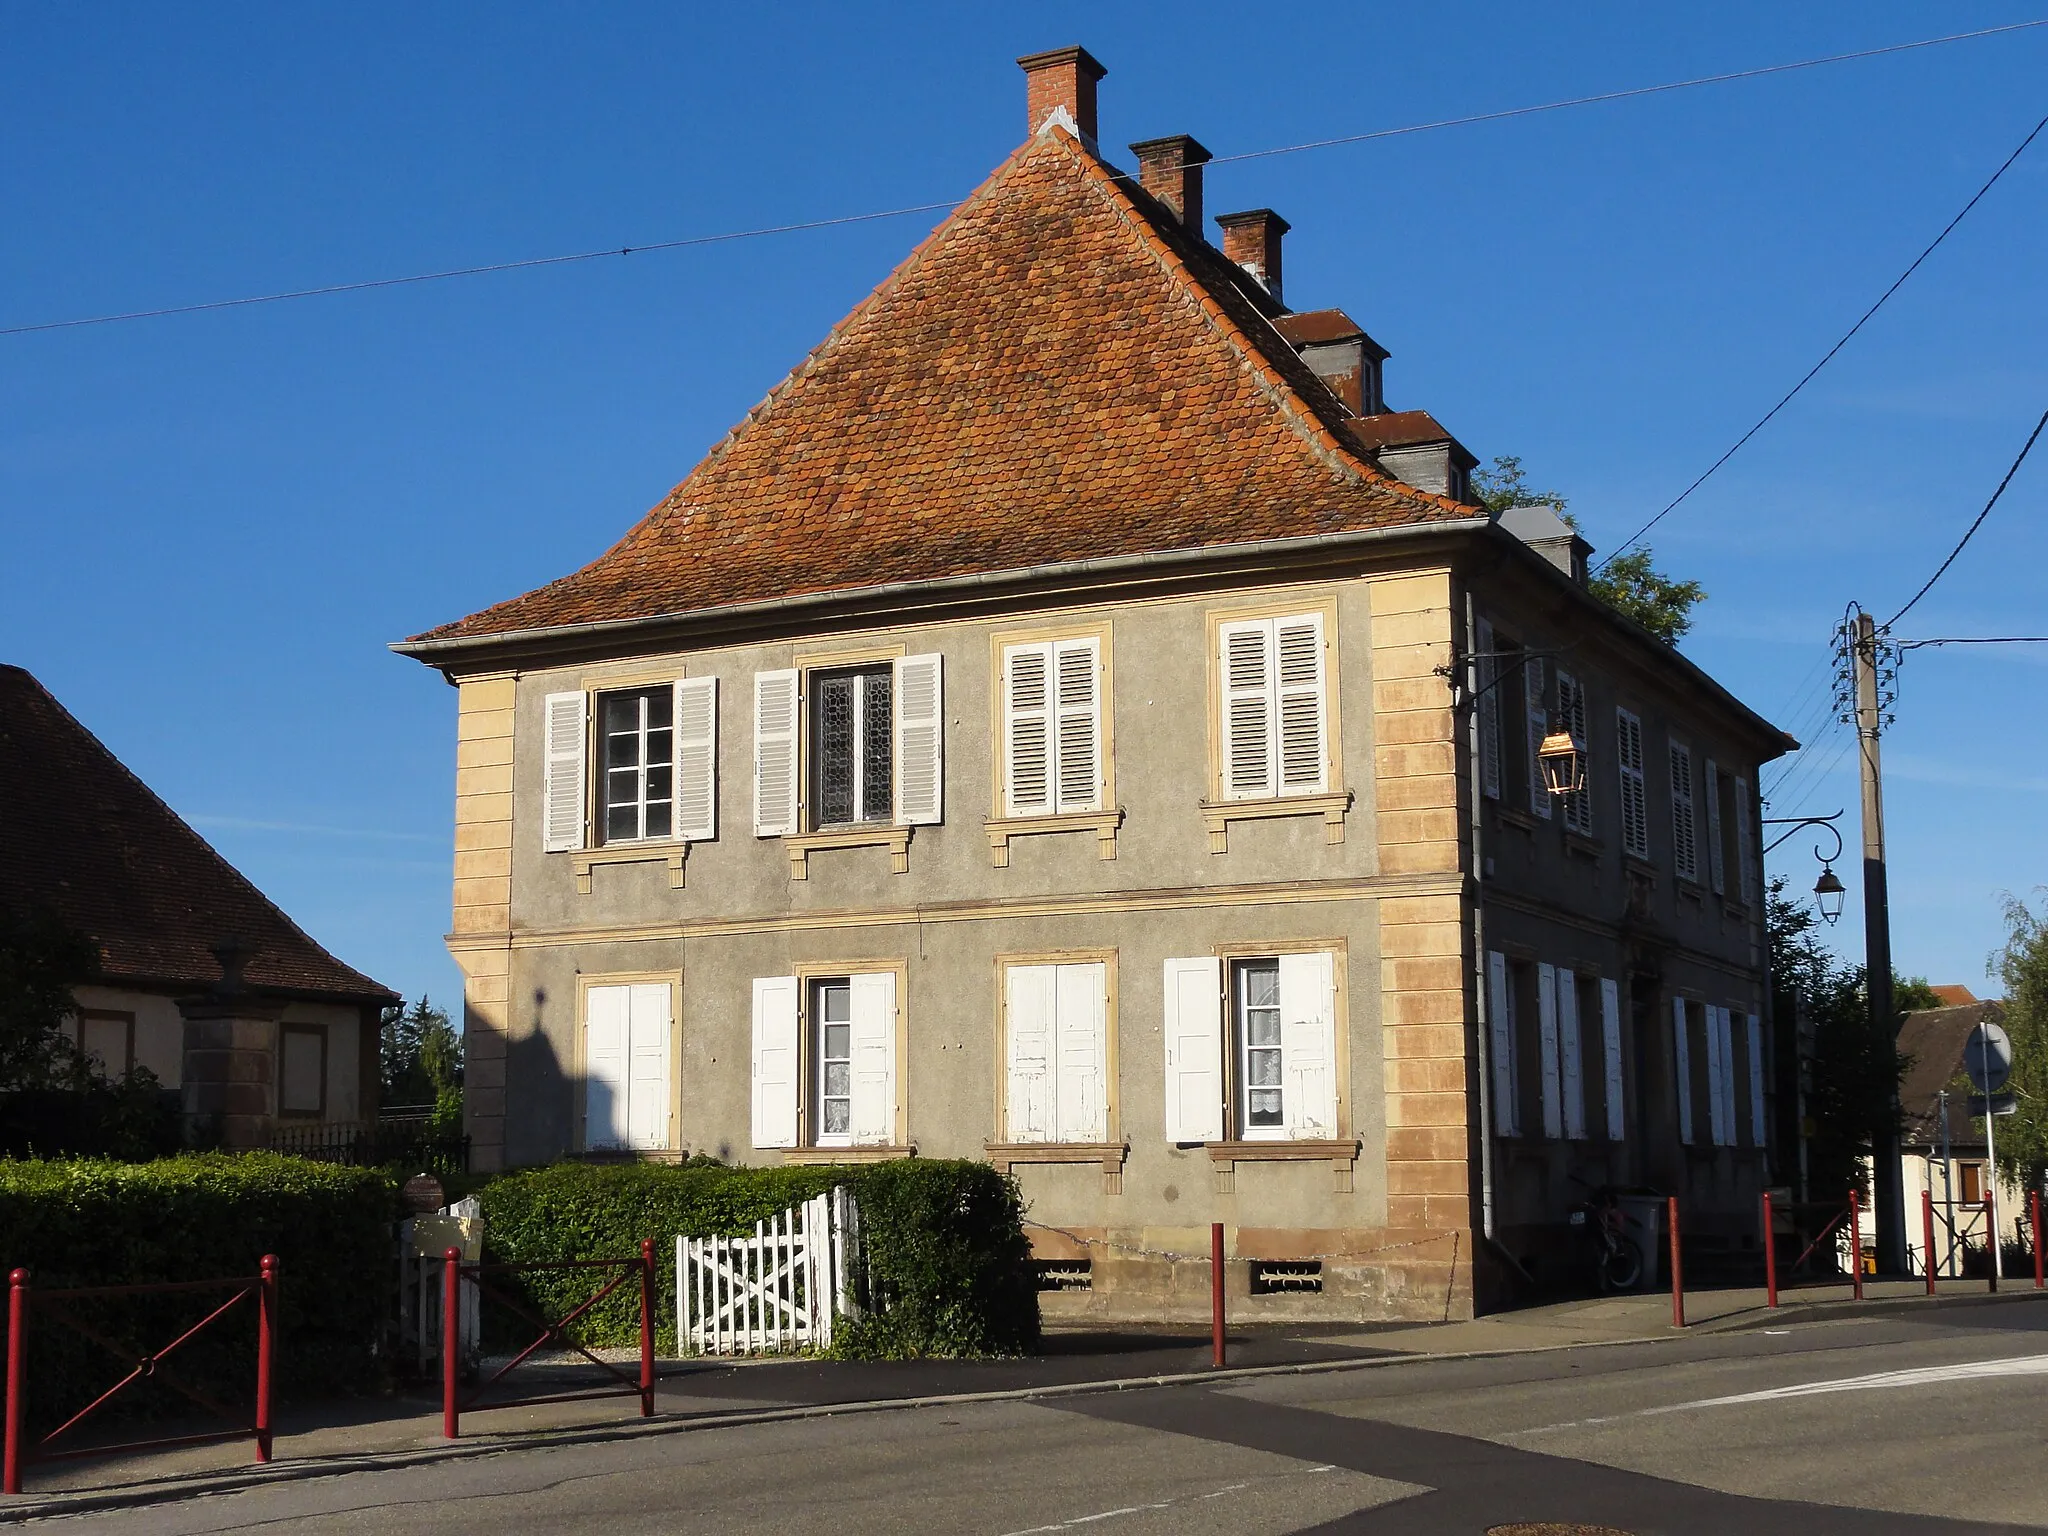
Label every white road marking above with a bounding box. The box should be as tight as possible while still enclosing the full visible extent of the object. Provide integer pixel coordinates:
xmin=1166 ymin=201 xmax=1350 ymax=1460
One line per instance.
xmin=995 ymin=1467 xmax=1335 ymax=1535
xmin=1521 ymin=1353 xmax=2048 ymax=1434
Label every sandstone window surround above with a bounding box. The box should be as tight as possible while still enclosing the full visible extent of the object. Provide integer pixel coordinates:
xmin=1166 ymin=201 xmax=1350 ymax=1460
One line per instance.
xmin=577 ymin=973 xmax=677 ymax=1154
xmin=986 ymin=951 xmax=1126 ymax=1193
xmin=1200 ymin=597 xmax=1348 ymax=854
xmin=985 ymin=621 xmax=1122 ymax=867
xmin=750 ymin=962 xmax=912 ymax=1158
xmin=542 ymin=674 xmax=717 ymax=893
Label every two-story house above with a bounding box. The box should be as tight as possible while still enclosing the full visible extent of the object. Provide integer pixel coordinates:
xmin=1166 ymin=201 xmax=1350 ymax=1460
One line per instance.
xmin=396 ymin=46 xmax=1792 ymax=1319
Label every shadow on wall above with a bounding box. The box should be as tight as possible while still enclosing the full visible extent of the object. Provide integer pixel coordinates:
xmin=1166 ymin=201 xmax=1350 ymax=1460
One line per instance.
xmin=495 ymin=987 xmax=571 ymax=1168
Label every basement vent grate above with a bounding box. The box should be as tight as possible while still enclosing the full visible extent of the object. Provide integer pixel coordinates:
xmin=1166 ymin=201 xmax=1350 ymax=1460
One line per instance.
xmin=1031 ymin=1260 xmax=1093 ymax=1291
xmin=1249 ymin=1260 xmax=1323 ymax=1295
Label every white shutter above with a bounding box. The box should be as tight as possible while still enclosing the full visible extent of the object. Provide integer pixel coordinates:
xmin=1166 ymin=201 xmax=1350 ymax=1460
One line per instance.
xmin=1486 ymin=951 xmax=1518 ymax=1137
xmin=543 ymin=691 xmax=587 ymax=853
xmin=1617 ymin=708 xmax=1648 ymax=858
xmin=753 ymin=671 xmax=800 ymax=837
xmin=1734 ymin=777 xmax=1757 ymax=905
xmin=673 ymin=677 xmax=718 ymax=842
xmin=1746 ymin=1012 xmax=1768 ymax=1148
xmin=1525 ymin=658 xmax=1552 ymax=819
xmin=1557 ymin=671 xmax=1592 ymax=835
xmin=1703 ymin=1004 xmax=1728 ymax=1147
xmin=1704 ymin=758 xmax=1726 ymax=894
xmin=1053 ymin=638 xmax=1102 ymax=813
xmin=1162 ymin=956 xmax=1224 ymax=1143
xmin=1219 ymin=621 xmax=1275 ymax=800
xmin=893 ymin=654 xmax=944 ymax=826
xmin=1600 ymin=977 xmax=1625 ymax=1141
xmin=1054 ymin=961 xmax=1109 ymax=1142
xmin=1003 ymin=964 xmax=1055 ymax=1142
xmin=1002 ymin=644 xmax=1053 ymax=817
xmin=583 ymin=984 xmax=630 ymax=1150
xmin=750 ymin=976 xmax=799 ymax=1149
xmin=626 ymin=983 xmax=671 ymax=1150
xmin=1720 ymin=1007 xmax=1740 ymax=1146
xmin=847 ymin=971 xmax=897 ymax=1146
xmin=1671 ymin=996 xmax=1694 ymax=1145
xmin=1278 ymin=951 xmax=1337 ymax=1138
xmin=1536 ymin=961 xmax=1562 ymax=1139
xmin=1275 ymin=615 xmax=1327 ymax=796
xmin=1476 ymin=618 xmax=1502 ymax=800
xmin=1668 ymin=740 xmax=1697 ymax=883
xmin=1557 ymin=969 xmax=1586 ymax=1140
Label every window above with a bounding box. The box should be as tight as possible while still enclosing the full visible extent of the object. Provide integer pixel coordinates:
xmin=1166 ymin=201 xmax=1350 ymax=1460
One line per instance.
xmin=1000 ymin=959 xmax=1110 ymax=1143
xmin=583 ymin=981 xmax=671 ymax=1151
xmin=1960 ymin=1162 xmax=1985 ymax=1205
xmin=750 ymin=970 xmax=899 ymax=1149
xmin=1670 ymin=996 xmax=1696 ymax=1145
xmin=1703 ymin=757 xmax=1726 ymax=894
xmin=601 ymin=688 xmax=674 ymax=842
xmin=752 ymin=657 xmax=943 ymax=837
xmin=1001 ymin=638 xmax=1103 ymax=816
xmin=541 ymin=678 xmax=717 ymax=854
xmin=1734 ymin=776 xmax=1758 ymax=906
xmin=1556 ymin=671 xmax=1592 ymax=835
xmin=279 ymin=1025 xmax=325 ymax=1118
xmin=1236 ymin=959 xmax=1286 ymax=1135
xmin=1159 ymin=952 xmax=1338 ymax=1143
xmin=1524 ymin=657 xmax=1553 ymax=820
xmin=74 ymin=1010 xmax=134 ymax=1080
xmin=1484 ymin=952 xmax=1520 ymax=1136
xmin=1616 ymin=707 xmax=1649 ymax=859
xmin=811 ymin=666 xmax=892 ymax=826
xmin=1669 ymin=739 xmax=1699 ymax=883
xmin=1217 ymin=613 xmax=1328 ymax=800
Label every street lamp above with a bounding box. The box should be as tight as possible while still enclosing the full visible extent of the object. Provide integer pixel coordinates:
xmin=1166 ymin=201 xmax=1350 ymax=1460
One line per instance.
xmin=1535 ymin=727 xmax=1586 ymax=798
xmin=1762 ymin=811 xmax=1847 ymax=925
xmin=1437 ymin=646 xmax=1584 ymax=802
xmin=1813 ymin=865 xmax=1846 ymax=925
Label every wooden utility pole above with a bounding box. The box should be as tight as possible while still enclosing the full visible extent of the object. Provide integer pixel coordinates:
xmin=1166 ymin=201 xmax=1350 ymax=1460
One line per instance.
xmin=1852 ymin=610 xmax=1908 ymax=1274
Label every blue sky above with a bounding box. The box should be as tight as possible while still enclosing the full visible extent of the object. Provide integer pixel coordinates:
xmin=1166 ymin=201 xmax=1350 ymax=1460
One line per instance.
xmin=4 ymin=3 xmax=2043 ymax=1010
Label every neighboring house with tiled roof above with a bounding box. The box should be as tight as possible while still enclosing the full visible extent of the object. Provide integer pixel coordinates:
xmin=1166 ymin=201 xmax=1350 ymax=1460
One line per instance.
xmin=1890 ymin=998 xmax=2021 ymax=1276
xmin=0 ymin=665 xmax=395 ymax=1140
xmin=396 ymin=47 xmax=1792 ymax=1319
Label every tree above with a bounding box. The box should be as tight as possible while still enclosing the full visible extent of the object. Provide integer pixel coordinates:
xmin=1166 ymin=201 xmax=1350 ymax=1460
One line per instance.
xmin=380 ymin=996 xmax=463 ymax=1132
xmin=1990 ymin=892 xmax=2048 ymax=1195
xmin=0 ymin=903 xmax=101 ymax=1092
xmin=1894 ymin=975 xmax=1945 ymax=1012
xmin=1471 ymin=454 xmax=1706 ymax=646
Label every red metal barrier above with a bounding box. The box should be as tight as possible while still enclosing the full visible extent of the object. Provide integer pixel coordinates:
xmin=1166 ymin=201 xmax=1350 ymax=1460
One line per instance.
xmin=1668 ymin=1198 xmax=1685 ymax=1329
xmin=2 ymin=1259 xmax=279 ymax=1494
xmin=1986 ymin=1190 xmax=1999 ymax=1294
xmin=1922 ymin=1190 xmax=1938 ymax=1295
xmin=1848 ymin=1190 xmax=1864 ymax=1301
xmin=1761 ymin=1192 xmax=1778 ymax=1308
xmin=441 ymin=1240 xmax=656 ymax=1440
xmin=1210 ymin=1223 xmax=1225 ymax=1369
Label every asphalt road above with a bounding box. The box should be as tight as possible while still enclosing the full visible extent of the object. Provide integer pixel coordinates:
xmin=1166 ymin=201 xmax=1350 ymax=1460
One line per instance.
xmin=38 ymin=1304 xmax=2048 ymax=1535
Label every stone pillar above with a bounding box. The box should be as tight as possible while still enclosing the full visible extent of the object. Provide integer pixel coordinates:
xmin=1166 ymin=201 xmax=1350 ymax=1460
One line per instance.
xmin=177 ymin=941 xmax=285 ymax=1149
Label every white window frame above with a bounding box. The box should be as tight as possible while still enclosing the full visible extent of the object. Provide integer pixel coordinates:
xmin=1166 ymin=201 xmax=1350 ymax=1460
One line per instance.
xmin=1000 ymin=636 xmax=1104 ymax=816
xmin=597 ymin=685 xmax=676 ymax=845
xmin=808 ymin=663 xmax=895 ymax=829
xmin=810 ymin=977 xmax=856 ymax=1148
xmin=757 ymin=965 xmax=904 ymax=1150
xmin=1212 ymin=609 xmax=1333 ymax=803
xmin=998 ymin=956 xmax=1114 ymax=1145
xmin=1234 ymin=957 xmax=1287 ymax=1140
xmin=580 ymin=976 xmax=675 ymax=1153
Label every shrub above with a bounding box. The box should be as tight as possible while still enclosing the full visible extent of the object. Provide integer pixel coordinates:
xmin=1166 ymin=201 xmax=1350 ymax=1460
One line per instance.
xmin=0 ymin=1154 xmax=398 ymax=1432
xmin=476 ymin=1158 xmax=1037 ymax=1359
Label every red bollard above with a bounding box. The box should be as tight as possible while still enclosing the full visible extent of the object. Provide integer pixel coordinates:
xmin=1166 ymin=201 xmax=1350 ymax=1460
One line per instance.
xmin=1986 ymin=1191 xmax=1999 ymax=1295
xmin=4 ymin=1269 xmax=27 ymax=1495
xmin=441 ymin=1247 xmax=462 ymax=1440
xmin=2034 ymin=1191 xmax=2044 ymax=1291
xmin=638 ymin=1239 xmax=655 ymax=1418
xmin=1211 ymin=1223 xmax=1226 ymax=1368
xmin=1848 ymin=1190 xmax=1864 ymax=1301
xmin=1922 ymin=1190 xmax=1938 ymax=1296
xmin=1761 ymin=1192 xmax=1778 ymax=1308
xmin=255 ymin=1255 xmax=279 ymax=1463
xmin=1668 ymin=1198 xmax=1685 ymax=1329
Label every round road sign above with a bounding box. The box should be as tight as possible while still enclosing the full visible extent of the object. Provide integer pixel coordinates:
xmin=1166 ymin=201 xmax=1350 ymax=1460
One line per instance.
xmin=1964 ymin=1021 xmax=2012 ymax=1096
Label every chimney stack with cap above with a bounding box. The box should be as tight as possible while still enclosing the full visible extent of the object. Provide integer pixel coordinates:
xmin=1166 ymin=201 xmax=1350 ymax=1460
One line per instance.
xmin=1130 ymin=134 xmax=1210 ymax=231
xmin=1018 ymin=46 xmax=1107 ymax=143
xmin=1215 ymin=209 xmax=1289 ymax=306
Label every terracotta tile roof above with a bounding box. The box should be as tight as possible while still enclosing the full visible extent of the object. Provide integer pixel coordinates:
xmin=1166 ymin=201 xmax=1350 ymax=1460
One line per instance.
xmin=1897 ymin=1001 xmax=2005 ymax=1145
xmin=0 ymin=666 xmax=395 ymax=1003
xmin=1344 ymin=409 xmax=1461 ymax=452
xmin=1930 ymin=984 xmax=1978 ymax=1007
xmin=1273 ymin=308 xmax=1366 ymax=346
xmin=410 ymin=128 xmax=1471 ymax=647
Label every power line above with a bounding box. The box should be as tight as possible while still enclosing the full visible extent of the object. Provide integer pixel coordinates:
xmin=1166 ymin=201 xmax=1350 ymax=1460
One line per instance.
xmin=1897 ymin=635 xmax=2048 ymax=650
xmin=6 ymin=19 xmax=2045 ymax=340
xmin=1597 ymin=104 xmax=2048 ymax=571
xmin=1884 ymin=402 xmax=2048 ymax=628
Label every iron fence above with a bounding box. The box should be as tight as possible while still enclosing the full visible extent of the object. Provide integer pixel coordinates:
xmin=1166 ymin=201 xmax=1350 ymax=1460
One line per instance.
xmin=269 ymin=1116 xmax=468 ymax=1173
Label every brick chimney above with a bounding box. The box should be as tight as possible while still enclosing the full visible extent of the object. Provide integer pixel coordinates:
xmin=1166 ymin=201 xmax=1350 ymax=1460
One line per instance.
xmin=1018 ymin=46 xmax=1106 ymax=143
xmin=1130 ymin=134 xmax=1210 ymax=231
xmin=1216 ymin=209 xmax=1289 ymax=305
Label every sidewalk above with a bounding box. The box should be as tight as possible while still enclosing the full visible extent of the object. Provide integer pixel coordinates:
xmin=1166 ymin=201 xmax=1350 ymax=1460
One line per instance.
xmin=5 ymin=1281 xmax=2040 ymax=1518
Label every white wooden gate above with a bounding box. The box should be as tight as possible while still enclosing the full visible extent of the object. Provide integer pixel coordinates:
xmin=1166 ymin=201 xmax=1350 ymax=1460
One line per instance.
xmin=678 ymin=1187 xmax=857 ymax=1354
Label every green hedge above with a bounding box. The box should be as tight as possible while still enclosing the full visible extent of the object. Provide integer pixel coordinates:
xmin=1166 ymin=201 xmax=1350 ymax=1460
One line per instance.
xmin=0 ymin=1155 xmax=398 ymax=1430
xmin=477 ymin=1159 xmax=1038 ymax=1359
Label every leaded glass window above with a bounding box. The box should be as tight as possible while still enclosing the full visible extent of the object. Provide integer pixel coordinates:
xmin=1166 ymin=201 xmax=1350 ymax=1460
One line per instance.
xmin=811 ymin=665 xmax=892 ymax=826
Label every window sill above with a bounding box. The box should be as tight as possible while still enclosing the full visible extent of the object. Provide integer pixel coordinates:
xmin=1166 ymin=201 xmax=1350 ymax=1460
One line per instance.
xmin=1208 ymin=1137 xmax=1360 ymax=1194
xmin=571 ymin=842 xmax=690 ymax=894
xmin=984 ymin=808 xmax=1123 ymax=867
xmin=1199 ymin=790 xmax=1352 ymax=854
xmin=782 ymin=1144 xmax=917 ymax=1165
xmin=1492 ymin=804 xmax=1541 ymax=835
xmin=784 ymin=824 xmax=913 ymax=880
xmin=1722 ymin=899 xmax=1754 ymax=922
xmin=1564 ymin=831 xmax=1604 ymax=863
xmin=1676 ymin=879 xmax=1704 ymax=905
xmin=985 ymin=1140 xmax=1128 ymax=1194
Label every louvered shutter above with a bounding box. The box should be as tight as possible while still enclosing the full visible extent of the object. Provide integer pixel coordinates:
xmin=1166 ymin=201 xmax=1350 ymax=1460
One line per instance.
xmin=750 ymin=976 xmax=799 ymax=1149
xmin=543 ymin=691 xmax=588 ymax=853
xmin=1720 ymin=1007 xmax=1740 ymax=1145
xmin=1003 ymin=644 xmax=1052 ymax=816
xmin=1275 ymin=615 xmax=1327 ymax=795
xmin=1734 ymin=777 xmax=1757 ymax=905
xmin=1703 ymin=759 xmax=1726 ymax=894
xmin=583 ymin=984 xmax=630 ymax=1150
xmin=1557 ymin=671 xmax=1592 ymax=834
xmin=848 ymin=971 xmax=897 ymax=1146
xmin=1671 ymin=996 xmax=1694 ymax=1145
xmin=1278 ymin=951 xmax=1337 ymax=1138
xmin=1617 ymin=708 xmax=1648 ymax=858
xmin=1004 ymin=964 xmax=1055 ymax=1142
xmin=1745 ymin=1013 xmax=1767 ymax=1147
xmin=1557 ymin=969 xmax=1586 ymax=1140
xmin=1668 ymin=740 xmax=1697 ymax=882
xmin=1476 ymin=618 xmax=1502 ymax=800
xmin=1162 ymin=956 xmax=1224 ymax=1143
xmin=626 ymin=983 xmax=671 ymax=1150
xmin=893 ymin=654 xmax=944 ymax=825
xmin=1600 ymin=978 xmax=1625 ymax=1141
xmin=1053 ymin=638 xmax=1103 ymax=813
xmin=1486 ymin=951 xmax=1518 ymax=1136
xmin=673 ymin=677 xmax=718 ymax=842
xmin=1219 ymin=621 xmax=1275 ymax=800
xmin=1536 ymin=961 xmax=1562 ymax=1139
xmin=753 ymin=671 xmax=800 ymax=837
xmin=1525 ymin=658 xmax=1552 ymax=819
xmin=1703 ymin=1004 xmax=1727 ymax=1146
xmin=1054 ymin=961 xmax=1109 ymax=1142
